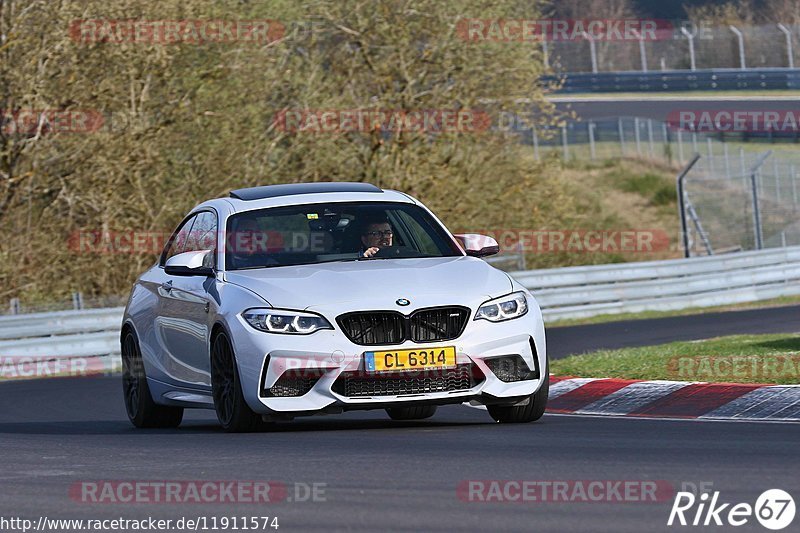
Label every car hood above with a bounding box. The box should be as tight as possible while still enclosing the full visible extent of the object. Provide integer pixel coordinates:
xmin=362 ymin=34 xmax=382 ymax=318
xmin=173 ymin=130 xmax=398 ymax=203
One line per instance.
xmin=224 ymin=256 xmax=512 ymax=311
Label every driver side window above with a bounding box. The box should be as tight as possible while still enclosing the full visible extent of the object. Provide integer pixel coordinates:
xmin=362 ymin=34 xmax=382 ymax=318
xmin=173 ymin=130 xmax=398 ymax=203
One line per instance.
xmin=161 ymin=214 xmax=198 ymax=266
xmin=184 ymin=211 xmax=218 ymax=256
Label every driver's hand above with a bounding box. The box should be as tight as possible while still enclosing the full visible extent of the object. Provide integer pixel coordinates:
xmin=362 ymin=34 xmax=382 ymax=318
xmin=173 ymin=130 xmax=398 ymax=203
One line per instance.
xmin=363 ymin=247 xmax=379 ymax=258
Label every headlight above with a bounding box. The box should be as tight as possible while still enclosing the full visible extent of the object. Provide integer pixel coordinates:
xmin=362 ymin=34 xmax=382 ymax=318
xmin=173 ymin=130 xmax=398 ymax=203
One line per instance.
xmin=474 ymin=292 xmax=528 ymax=322
xmin=242 ymin=308 xmax=333 ymax=334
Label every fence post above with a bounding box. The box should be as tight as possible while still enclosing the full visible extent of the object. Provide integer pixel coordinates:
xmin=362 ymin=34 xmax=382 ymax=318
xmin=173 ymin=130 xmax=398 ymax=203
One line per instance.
xmin=662 ymin=122 xmax=671 ymax=164
xmin=676 ymin=154 xmax=702 ymax=258
xmin=778 ymin=23 xmax=794 ymax=69
xmin=774 ymin=158 xmax=781 ymax=202
xmin=681 ymin=27 xmax=697 ymax=71
xmin=582 ymin=32 xmax=598 ymax=73
xmin=706 ymin=138 xmax=714 ymax=176
xmin=749 ymin=151 xmax=772 ymax=250
xmin=677 ymin=129 xmax=685 ymax=163
xmin=532 ymin=127 xmax=540 ymax=161
xmin=739 ymin=147 xmax=746 ymax=178
xmin=632 ymin=29 xmax=648 ymax=72
xmin=618 ymin=118 xmax=626 ymax=156
xmin=541 ymin=39 xmax=549 ymax=69
xmin=723 ymin=142 xmax=731 ymax=179
xmin=9 ymin=298 xmax=21 ymax=315
xmin=792 ymin=164 xmax=798 ymax=206
xmin=634 ymin=117 xmax=642 ymax=156
xmin=72 ymin=292 xmax=84 ymax=310
xmin=588 ymin=121 xmax=596 ymax=160
xmin=647 ymin=119 xmax=655 ymax=158
xmin=729 ymin=26 xmax=746 ymax=70
xmin=692 ymin=131 xmax=698 ymax=153
xmin=561 ymin=124 xmax=569 ymax=160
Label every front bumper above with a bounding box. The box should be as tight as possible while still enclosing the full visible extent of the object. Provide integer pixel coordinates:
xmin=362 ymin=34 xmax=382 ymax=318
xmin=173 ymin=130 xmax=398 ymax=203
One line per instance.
xmin=229 ymin=301 xmax=547 ymax=416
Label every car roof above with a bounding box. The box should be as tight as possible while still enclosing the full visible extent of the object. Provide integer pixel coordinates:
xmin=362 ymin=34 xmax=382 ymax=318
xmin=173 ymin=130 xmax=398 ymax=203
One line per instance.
xmin=193 ymin=183 xmax=417 ymax=215
xmin=230 ymin=182 xmax=382 ymax=200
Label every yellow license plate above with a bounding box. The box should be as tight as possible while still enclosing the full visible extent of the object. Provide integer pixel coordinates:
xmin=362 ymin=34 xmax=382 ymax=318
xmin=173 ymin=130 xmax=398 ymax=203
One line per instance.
xmin=365 ymin=346 xmax=456 ymax=372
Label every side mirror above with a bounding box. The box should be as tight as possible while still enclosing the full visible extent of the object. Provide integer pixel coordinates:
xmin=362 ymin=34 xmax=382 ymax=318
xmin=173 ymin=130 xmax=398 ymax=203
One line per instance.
xmin=165 ymin=250 xmax=214 ymax=277
xmin=453 ymin=234 xmax=500 ymax=258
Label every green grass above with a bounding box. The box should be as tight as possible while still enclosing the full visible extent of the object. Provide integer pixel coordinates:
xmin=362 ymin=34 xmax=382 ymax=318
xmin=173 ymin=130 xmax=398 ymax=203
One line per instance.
xmin=551 ymin=333 xmax=800 ymax=385
xmin=617 ymin=172 xmax=675 ymax=207
xmin=547 ymin=296 xmax=800 ymax=327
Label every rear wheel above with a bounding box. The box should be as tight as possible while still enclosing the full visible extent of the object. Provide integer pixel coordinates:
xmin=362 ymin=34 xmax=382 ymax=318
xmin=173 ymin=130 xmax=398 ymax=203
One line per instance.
xmin=487 ymin=363 xmax=549 ymax=424
xmin=121 ymin=330 xmax=183 ymax=428
xmin=211 ymin=332 xmax=265 ymax=433
xmin=386 ymin=405 xmax=437 ymax=420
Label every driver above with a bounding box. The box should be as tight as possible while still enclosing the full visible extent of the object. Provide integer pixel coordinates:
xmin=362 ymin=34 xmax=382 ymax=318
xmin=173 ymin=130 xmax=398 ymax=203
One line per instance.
xmin=360 ymin=217 xmax=393 ymax=258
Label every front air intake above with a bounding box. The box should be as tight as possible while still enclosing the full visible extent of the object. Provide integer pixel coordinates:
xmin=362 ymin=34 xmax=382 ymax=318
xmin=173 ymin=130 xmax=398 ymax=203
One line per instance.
xmin=337 ymin=306 xmax=470 ymax=346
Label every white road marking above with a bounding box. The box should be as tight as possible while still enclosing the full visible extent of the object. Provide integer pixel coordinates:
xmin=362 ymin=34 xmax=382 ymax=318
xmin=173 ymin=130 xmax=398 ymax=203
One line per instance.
xmin=576 ymin=380 xmax=690 ymax=416
xmin=548 ymin=377 xmax=598 ymax=399
xmin=700 ymin=386 xmax=800 ymax=420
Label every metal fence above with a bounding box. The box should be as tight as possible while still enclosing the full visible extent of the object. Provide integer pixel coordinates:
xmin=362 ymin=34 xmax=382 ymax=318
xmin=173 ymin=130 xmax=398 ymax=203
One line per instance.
xmin=550 ymin=23 xmax=800 ymax=74
xmin=528 ymin=116 xmax=767 ymax=166
xmin=4 ymin=293 xmax=127 ymax=316
xmin=552 ymin=68 xmax=800 ymax=93
xmin=679 ymin=150 xmax=800 ymax=257
xmin=527 ymin=116 xmax=800 ymax=257
xmin=518 ymin=245 xmax=800 ymax=321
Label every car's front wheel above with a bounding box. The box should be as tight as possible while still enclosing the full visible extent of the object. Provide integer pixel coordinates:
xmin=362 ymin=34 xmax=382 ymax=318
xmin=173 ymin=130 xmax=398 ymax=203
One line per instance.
xmin=211 ymin=331 xmax=266 ymax=433
xmin=487 ymin=364 xmax=549 ymax=424
xmin=122 ymin=330 xmax=183 ymax=428
xmin=386 ymin=405 xmax=437 ymax=420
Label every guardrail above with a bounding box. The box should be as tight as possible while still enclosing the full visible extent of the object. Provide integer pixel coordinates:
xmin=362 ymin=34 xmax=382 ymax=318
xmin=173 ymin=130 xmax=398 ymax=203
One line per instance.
xmin=549 ymin=67 xmax=800 ymax=93
xmin=519 ymin=246 xmax=800 ymax=320
xmin=1 ymin=246 xmax=799 ymax=359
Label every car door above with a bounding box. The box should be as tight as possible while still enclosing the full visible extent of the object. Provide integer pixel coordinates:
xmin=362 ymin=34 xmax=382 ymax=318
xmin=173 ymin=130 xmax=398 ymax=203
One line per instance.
xmin=156 ymin=210 xmax=218 ymax=388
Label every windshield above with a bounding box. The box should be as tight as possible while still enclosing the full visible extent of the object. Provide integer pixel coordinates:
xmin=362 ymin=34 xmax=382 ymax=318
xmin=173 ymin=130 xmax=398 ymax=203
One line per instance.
xmin=225 ymin=201 xmax=462 ymax=270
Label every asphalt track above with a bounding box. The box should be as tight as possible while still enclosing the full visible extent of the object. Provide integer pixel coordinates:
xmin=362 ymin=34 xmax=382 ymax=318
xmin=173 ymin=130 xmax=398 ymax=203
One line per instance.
xmin=547 ymin=304 xmax=800 ymax=359
xmin=2 ymin=307 xmax=799 ymax=532
xmin=1 ymin=378 xmax=798 ymax=532
xmin=551 ymin=95 xmax=800 ymax=121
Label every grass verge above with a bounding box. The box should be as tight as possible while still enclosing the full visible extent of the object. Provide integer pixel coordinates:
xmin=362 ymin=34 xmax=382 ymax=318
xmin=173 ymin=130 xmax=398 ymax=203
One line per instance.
xmin=550 ymin=333 xmax=800 ymax=385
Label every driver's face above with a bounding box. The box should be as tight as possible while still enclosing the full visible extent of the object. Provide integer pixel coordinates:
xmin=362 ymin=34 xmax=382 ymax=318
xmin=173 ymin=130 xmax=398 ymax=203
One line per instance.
xmin=361 ymin=222 xmax=393 ymax=248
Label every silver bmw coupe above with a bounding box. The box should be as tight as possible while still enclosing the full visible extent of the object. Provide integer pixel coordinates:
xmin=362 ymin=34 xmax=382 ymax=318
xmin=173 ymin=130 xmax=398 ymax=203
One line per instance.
xmin=121 ymin=182 xmax=548 ymax=431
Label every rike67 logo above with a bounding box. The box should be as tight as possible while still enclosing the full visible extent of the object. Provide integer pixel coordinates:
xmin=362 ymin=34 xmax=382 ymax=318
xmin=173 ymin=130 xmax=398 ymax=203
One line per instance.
xmin=668 ymin=489 xmax=795 ymax=530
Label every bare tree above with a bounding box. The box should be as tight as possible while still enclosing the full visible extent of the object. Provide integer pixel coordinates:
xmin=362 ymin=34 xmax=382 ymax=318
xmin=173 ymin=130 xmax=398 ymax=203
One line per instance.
xmin=0 ymin=0 xmax=578 ymax=301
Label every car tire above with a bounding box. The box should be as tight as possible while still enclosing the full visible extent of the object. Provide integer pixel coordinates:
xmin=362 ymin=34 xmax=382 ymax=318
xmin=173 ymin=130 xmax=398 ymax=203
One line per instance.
xmin=487 ymin=362 xmax=549 ymax=424
xmin=386 ymin=405 xmax=437 ymax=420
xmin=211 ymin=331 xmax=265 ymax=433
xmin=122 ymin=330 xmax=184 ymax=428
